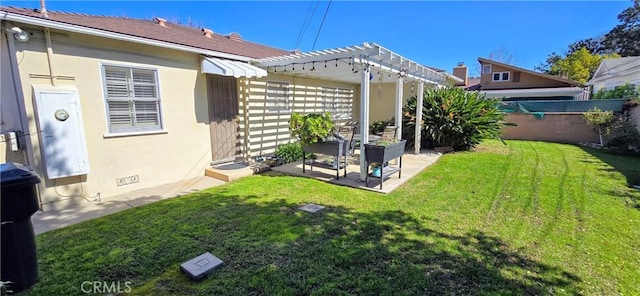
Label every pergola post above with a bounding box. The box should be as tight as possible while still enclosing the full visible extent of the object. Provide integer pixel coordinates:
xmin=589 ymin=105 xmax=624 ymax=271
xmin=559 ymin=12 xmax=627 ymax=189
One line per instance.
xmin=359 ymin=64 xmax=371 ymax=181
xmin=414 ymin=81 xmax=424 ymax=155
xmin=395 ymin=76 xmax=403 ymax=140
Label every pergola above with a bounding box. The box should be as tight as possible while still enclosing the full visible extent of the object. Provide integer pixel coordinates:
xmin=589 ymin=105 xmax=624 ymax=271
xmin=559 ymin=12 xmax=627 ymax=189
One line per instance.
xmin=255 ymin=42 xmax=447 ymax=181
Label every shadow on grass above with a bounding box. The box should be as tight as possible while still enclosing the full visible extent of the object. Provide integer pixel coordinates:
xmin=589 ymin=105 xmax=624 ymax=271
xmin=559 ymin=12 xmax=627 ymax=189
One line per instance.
xmin=26 ymin=189 xmax=581 ymax=295
xmin=580 ymin=147 xmax=640 ymax=210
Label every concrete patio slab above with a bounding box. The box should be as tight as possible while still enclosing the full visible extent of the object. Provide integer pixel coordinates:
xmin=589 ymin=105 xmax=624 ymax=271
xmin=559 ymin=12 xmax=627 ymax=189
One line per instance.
xmin=270 ymin=150 xmax=441 ymax=194
xmin=32 ymin=176 xmax=225 ymax=234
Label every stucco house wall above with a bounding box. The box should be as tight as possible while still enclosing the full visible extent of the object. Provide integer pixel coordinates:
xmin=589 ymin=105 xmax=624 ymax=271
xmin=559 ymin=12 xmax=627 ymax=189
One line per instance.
xmin=365 ymin=82 xmax=417 ymax=122
xmin=5 ymin=26 xmax=212 ymax=208
xmin=0 ymin=32 xmax=27 ymax=164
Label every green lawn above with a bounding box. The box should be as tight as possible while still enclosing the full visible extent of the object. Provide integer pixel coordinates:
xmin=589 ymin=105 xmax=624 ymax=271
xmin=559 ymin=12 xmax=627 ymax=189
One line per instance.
xmin=23 ymin=141 xmax=640 ymax=295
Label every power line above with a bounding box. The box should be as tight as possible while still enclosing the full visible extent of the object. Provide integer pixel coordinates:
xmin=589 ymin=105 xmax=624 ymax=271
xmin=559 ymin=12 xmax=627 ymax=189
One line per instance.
xmin=311 ymin=0 xmax=332 ymax=51
xmin=294 ymin=1 xmax=320 ymax=50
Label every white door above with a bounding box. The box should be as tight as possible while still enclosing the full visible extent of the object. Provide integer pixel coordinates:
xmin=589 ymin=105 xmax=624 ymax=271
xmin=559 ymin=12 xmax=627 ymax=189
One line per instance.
xmin=33 ymin=87 xmax=90 ymax=179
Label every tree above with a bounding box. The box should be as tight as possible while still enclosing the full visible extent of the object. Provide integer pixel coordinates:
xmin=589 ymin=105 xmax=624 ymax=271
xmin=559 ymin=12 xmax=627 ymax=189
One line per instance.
xmin=536 ymin=1 xmax=638 ymax=77
xmin=583 ymin=107 xmax=616 ymax=146
xmin=487 ymin=45 xmax=519 ymax=65
xmin=534 ymin=52 xmax=562 ymax=74
xmin=567 ymin=36 xmax=606 ymax=55
xmin=549 ymin=47 xmax=618 ymax=83
xmin=472 ymin=45 xmax=519 ymax=76
xmin=602 ymin=0 xmax=640 ymax=56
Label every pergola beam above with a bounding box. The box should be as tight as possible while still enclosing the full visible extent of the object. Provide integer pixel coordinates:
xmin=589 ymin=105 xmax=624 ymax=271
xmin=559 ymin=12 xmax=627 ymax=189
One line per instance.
xmin=255 ymin=43 xmax=446 ymax=85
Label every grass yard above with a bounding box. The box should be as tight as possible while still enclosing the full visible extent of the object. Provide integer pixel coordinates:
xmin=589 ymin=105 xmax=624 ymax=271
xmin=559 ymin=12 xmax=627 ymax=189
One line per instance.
xmin=23 ymin=140 xmax=640 ymax=295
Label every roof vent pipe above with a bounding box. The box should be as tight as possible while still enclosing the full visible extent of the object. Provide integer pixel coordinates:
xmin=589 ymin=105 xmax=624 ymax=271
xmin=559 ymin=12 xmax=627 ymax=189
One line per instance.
xmin=154 ymin=17 xmax=167 ymax=27
xmin=228 ymin=32 xmax=242 ymax=42
xmin=40 ymin=0 xmax=49 ymax=18
xmin=202 ymin=28 xmax=213 ymax=38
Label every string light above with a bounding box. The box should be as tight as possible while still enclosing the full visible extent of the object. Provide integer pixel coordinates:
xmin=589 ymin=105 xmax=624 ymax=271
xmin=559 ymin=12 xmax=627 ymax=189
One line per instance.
xmin=324 ymin=60 xmax=327 ymax=68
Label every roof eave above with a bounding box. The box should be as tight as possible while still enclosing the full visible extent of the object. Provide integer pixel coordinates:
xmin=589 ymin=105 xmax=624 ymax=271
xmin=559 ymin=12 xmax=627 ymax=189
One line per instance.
xmin=0 ymin=10 xmax=254 ymax=62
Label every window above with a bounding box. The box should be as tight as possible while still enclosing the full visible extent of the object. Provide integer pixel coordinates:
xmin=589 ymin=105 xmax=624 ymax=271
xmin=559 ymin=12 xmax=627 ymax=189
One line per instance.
xmin=266 ymin=81 xmax=290 ymax=112
xmin=492 ymin=71 xmax=510 ymax=82
xmin=321 ymin=87 xmax=353 ymax=121
xmin=102 ymin=65 xmax=162 ymax=133
xmin=482 ymin=64 xmax=492 ymax=74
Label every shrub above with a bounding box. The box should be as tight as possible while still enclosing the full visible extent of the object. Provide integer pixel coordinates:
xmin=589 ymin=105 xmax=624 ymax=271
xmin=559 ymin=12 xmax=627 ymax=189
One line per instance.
xmin=289 ymin=112 xmax=334 ymax=145
xmin=402 ymin=86 xmax=506 ymax=151
xmin=606 ymin=120 xmax=640 ymax=155
xmin=592 ymin=83 xmax=639 ymax=100
xmin=274 ymin=142 xmax=313 ymax=163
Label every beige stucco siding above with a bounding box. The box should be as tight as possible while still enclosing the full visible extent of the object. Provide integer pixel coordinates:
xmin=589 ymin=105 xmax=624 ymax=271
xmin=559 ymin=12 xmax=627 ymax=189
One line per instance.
xmin=7 ymin=26 xmax=212 ymax=207
xmin=0 ymin=33 xmax=27 ymax=164
xmin=365 ymin=82 xmax=418 ymax=122
xmin=480 ymin=63 xmax=569 ymax=90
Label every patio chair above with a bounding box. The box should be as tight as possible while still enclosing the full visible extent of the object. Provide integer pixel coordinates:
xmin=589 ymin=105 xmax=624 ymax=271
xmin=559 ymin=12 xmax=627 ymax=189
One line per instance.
xmin=380 ymin=126 xmax=398 ymax=141
xmin=341 ymin=120 xmax=359 ymax=131
xmin=336 ymin=125 xmax=358 ymax=156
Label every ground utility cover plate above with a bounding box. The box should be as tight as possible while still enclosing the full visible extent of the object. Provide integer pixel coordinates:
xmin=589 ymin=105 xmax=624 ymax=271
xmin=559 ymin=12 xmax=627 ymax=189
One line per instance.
xmin=298 ymin=203 xmax=325 ymax=213
xmin=180 ymin=252 xmax=223 ymax=280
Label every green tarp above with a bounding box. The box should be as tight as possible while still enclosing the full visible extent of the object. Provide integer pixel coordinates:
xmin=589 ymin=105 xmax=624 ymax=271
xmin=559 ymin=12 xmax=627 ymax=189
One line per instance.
xmin=500 ymin=100 xmax=625 ymax=117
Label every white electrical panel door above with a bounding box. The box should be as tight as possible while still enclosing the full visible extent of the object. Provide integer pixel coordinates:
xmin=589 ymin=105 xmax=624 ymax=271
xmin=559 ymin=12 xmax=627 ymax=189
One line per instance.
xmin=34 ymin=88 xmax=90 ymax=179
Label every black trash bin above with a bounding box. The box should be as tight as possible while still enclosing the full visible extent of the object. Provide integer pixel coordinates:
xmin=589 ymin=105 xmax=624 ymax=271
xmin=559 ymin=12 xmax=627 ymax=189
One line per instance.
xmin=1 ymin=162 xmax=41 ymax=294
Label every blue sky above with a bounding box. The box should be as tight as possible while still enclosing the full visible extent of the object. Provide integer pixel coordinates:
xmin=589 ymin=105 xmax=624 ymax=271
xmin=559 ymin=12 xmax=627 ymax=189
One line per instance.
xmin=2 ymin=1 xmax=631 ymax=74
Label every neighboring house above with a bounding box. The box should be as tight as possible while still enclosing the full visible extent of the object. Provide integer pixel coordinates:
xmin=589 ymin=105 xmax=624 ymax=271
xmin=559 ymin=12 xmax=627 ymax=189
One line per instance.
xmin=0 ymin=6 xmax=447 ymax=209
xmin=586 ymin=56 xmax=640 ymax=91
xmin=454 ymin=58 xmax=586 ymax=100
xmin=450 ymin=62 xmax=480 ymax=90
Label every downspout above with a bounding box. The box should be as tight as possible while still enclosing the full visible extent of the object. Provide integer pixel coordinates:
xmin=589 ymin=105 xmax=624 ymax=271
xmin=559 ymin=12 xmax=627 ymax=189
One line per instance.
xmin=4 ymin=22 xmax=42 ymax=208
xmin=44 ymin=27 xmax=57 ymax=86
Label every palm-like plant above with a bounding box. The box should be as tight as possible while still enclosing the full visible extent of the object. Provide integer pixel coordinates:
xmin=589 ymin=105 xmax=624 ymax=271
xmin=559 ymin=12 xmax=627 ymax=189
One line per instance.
xmin=403 ymin=86 xmax=507 ymax=151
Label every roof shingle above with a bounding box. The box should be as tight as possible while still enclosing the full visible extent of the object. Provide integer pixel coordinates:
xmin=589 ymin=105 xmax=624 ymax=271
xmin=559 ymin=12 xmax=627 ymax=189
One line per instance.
xmin=1 ymin=6 xmax=290 ymax=59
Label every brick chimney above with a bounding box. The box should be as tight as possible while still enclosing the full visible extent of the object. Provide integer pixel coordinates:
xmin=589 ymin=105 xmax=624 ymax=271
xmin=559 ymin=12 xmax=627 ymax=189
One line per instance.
xmin=452 ymin=62 xmax=468 ymax=86
xmin=202 ymin=28 xmax=214 ymax=38
xmin=227 ymin=32 xmax=242 ymax=42
xmin=154 ymin=17 xmax=167 ymax=27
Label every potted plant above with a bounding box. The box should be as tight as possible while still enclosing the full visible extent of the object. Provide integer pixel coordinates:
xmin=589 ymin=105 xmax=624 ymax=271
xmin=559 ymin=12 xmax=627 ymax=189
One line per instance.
xmin=364 ymin=139 xmax=407 ymax=189
xmin=290 ymin=112 xmax=349 ymax=179
xmin=289 ymin=112 xmax=335 ymax=145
